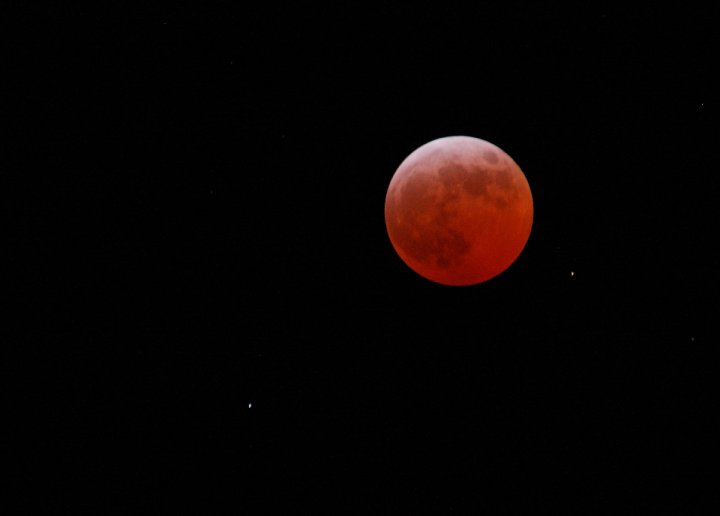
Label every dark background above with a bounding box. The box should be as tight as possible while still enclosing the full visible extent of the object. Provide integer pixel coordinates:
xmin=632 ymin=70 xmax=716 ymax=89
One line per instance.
xmin=7 ymin=4 xmax=716 ymax=513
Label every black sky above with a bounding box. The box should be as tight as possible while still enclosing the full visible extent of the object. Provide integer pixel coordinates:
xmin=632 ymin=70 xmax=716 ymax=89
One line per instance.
xmin=7 ymin=4 xmax=716 ymax=513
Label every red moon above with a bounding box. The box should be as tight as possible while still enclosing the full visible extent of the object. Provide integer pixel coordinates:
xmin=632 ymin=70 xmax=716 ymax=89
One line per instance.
xmin=385 ymin=136 xmax=533 ymax=286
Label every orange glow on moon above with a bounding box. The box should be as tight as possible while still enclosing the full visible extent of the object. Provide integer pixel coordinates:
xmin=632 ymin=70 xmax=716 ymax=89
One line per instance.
xmin=385 ymin=136 xmax=533 ymax=286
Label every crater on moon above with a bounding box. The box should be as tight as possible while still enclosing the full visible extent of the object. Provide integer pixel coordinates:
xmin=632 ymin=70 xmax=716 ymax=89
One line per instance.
xmin=483 ymin=150 xmax=499 ymax=164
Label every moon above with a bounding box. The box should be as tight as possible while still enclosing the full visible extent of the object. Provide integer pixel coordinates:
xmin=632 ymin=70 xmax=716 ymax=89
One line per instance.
xmin=384 ymin=136 xmax=533 ymax=286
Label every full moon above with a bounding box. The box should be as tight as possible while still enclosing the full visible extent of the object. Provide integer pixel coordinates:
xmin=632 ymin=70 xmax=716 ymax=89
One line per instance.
xmin=385 ymin=136 xmax=533 ymax=286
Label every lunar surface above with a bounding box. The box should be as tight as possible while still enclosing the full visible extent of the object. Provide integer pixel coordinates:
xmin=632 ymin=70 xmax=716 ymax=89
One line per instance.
xmin=385 ymin=136 xmax=533 ymax=286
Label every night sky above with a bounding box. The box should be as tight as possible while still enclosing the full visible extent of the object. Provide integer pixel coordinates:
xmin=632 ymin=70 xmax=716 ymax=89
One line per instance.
xmin=8 ymin=4 xmax=715 ymax=513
